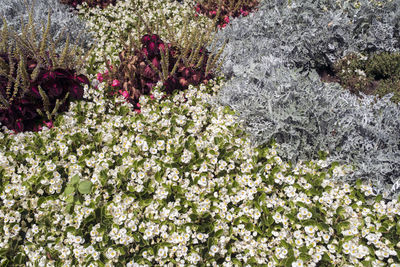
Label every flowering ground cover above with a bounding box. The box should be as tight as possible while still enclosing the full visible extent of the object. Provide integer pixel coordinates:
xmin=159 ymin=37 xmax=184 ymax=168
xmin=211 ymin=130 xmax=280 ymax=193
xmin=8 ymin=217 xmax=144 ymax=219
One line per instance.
xmin=1 ymin=0 xmax=400 ymax=266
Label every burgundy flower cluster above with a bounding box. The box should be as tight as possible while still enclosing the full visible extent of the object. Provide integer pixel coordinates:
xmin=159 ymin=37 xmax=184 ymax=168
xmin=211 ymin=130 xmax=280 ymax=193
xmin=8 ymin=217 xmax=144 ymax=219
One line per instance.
xmin=194 ymin=0 xmax=259 ymax=28
xmin=101 ymin=34 xmax=214 ymax=113
xmin=60 ymin=0 xmax=118 ymax=10
xmin=0 ymin=53 xmax=89 ymax=133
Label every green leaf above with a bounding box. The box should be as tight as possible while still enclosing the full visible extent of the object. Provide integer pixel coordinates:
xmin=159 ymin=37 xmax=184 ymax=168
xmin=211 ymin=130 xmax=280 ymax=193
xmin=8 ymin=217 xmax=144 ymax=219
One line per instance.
xmin=375 ymin=194 xmax=383 ymax=203
xmin=64 ymin=185 xmax=76 ymax=196
xmin=343 ymin=236 xmax=353 ymax=242
xmin=70 ymin=174 xmax=80 ymax=185
xmin=276 ymin=206 xmax=284 ymax=213
xmin=214 ymin=229 xmax=224 ymax=238
xmin=232 ymin=258 xmax=242 ymax=266
xmin=336 ymin=206 xmax=345 ymax=217
xmin=266 ymin=215 xmax=274 ymax=226
xmin=317 ymin=222 xmax=329 ymax=232
xmin=155 ymin=171 xmax=163 ymax=183
xmin=37 ymin=197 xmax=47 ymax=207
xmin=280 ymin=239 xmax=291 ymax=249
xmin=78 ymin=180 xmax=92 ymax=194
xmin=361 ymin=260 xmax=373 ymax=267
xmin=336 ymin=221 xmax=351 ymax=232
xmin=132 ymin=233 xmax=141 ymax=242
xmin=139 ymin=199 xmax=152 ymax=207
xmin=299 ymin=253 xmax=311 ymax=262
xmin=66 ymin=195 xmax=74 ymax=204
xmin=0 ymin=248 xmax=8 ymax=256
xmin=283 ymin=255 xmax=296 ymax=266
xmin=13 ymin=253 xmax=26 ymax=264
xmin=245 ymin=223 xmax=254 ymax=231
xmin=240 ymin=215 xmax=250 ymax=223
xmin=356 ymin=179 xmax=362 ymax=189
xmin=254 ymin=225 xmax=263 ymax=235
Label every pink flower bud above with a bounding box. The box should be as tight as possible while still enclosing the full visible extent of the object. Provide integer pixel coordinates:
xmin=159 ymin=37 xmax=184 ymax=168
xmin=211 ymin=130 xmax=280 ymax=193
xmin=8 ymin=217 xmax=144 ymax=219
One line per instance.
xmin=112 ymin=79 xmax=120 ymax=87
xmin=150 ymin=94 xmax=155 ymax=100
xmin=97 ymin=73 xmax=103 ymax=82
xmin=43 ymin=120 xmax=54 ymax=129
xmin=135 ymin=109 xmax=141 ymax=114
xmin=136 ymin=103 xmax=141 ymax=108
xmin=224 ymin=16 xmax=230 ymax=23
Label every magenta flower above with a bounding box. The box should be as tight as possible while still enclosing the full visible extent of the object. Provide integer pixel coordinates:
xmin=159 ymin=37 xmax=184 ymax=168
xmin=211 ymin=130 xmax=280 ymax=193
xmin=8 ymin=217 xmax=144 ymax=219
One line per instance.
xmin=112 ymin=79 xmax=120 ymax=87
xmin=97 ymin=73 xmax=104 ymax=82
xmin=118 ymin=90 xmax=130 ymax=99
xmin=43 ymin=120 xmax=54 ymax=129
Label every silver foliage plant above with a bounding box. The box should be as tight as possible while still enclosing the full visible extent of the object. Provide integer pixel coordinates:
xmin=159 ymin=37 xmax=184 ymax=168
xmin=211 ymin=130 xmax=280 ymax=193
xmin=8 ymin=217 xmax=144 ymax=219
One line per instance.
xmin=0 ymin=0 xmax=94 ymax=53
xmin=214 ymin=0 xmax=400 ymax=75
xmin=209 ymin=0 xmax=400 ymax=200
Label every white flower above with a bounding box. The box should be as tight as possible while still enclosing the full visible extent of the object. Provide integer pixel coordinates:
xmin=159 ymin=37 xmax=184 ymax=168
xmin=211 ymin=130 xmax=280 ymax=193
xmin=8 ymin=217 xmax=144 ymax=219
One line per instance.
xmin=210 ymin=245 xmax=219 ymax=255
xmin=105 ymin=248 xmax=118 ymax=259
xmin=292 ymin=259 xmax=304 ymax=267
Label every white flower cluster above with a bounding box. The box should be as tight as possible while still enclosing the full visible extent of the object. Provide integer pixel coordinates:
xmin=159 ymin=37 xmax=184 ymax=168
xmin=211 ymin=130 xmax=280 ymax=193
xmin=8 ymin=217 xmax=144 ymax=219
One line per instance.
xmin=78 ymin=0 xmax=213 ymax=75
xmin=1 ymin=75 xmax=399 ymax=266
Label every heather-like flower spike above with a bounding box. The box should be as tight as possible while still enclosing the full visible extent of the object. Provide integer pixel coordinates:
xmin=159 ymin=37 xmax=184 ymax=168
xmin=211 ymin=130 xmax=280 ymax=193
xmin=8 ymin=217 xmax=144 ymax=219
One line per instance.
xmin=0 ymin=2 xmax=90 ymax=133
xmin=104 ymin=32 xmax=222 ymax=112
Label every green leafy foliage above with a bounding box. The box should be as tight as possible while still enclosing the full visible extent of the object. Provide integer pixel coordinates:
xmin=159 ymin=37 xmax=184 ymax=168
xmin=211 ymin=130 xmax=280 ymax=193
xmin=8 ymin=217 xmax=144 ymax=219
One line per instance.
xmin=330 ymin=52 xmax=400 ymax=103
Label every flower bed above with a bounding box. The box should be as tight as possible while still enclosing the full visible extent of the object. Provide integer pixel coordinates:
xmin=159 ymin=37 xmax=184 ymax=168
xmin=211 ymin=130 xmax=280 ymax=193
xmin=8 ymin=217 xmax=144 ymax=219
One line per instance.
xmin=0 ymin=0 xmax=399 ymax=266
